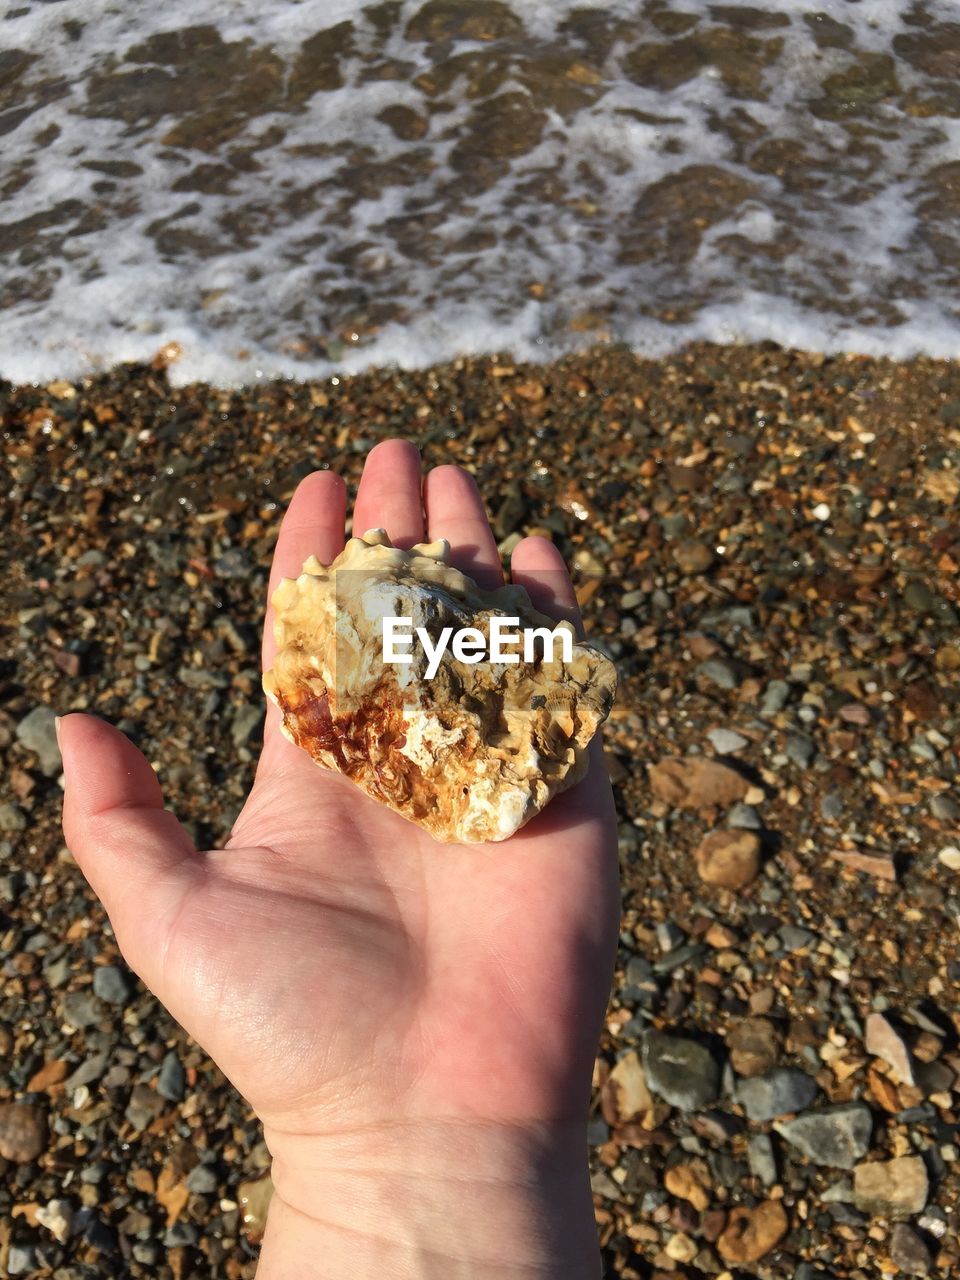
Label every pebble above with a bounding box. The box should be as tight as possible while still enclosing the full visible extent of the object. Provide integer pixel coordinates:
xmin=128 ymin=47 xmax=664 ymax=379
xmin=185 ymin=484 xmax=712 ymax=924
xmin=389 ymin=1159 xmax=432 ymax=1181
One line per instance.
xmin=889 ymin=1222 xmax=933 ymax=1275
xmin=865 ymin=1012 xmax=915 ymax=1085
xmin=656 ymin=921 xmax=685 ymax=953
xmin=186 ymin=1163 xmax=219 ymax=1194
xmin=231 ymin=704 xmax=265 ymax=747
xmin=649 ymin=756 xmax=750 ymax=808
xmin=780 ymin=925 xmax=815 ymax=952
xmin=642 ymin=1029 xmax=720 ymax=1110
xmin=0 ymin=1101 xmax=48 ymax=1162
xmin=15 ymin=705 xmax=62 ymax=776
xmin=0 ymin=801 xmax=27 ymax=831
xmin=727 ymin=801 xmax=761 ymax=830
xmin=853 ymin=1156 xmax=929 ymax=1217
xmin=7 ymin=1246 xmax=38 ymax=1276
xmin=829 ymin=847 xmax=897 ymax=881
xmin=820 ymin=791 xmax=844 ymax=820
xmin=786 ymin=733 xmax=816 ymax=768
xmin=698 ymin=657 xmax=740 ymax=690
xmin=937 ymin=846 xmax=960 ymax=871
xmin=157 ymin=1049 xmax=187 ymax=1102
xmin=930 ymin=794 xmax=958 ymax=821
xmin=239 ymin=1171 xmax=274 ymax=1243
xmin=707 ymin=727 xmax=748 ymax=754
xmin=92 ymin=964 xmax=132 ymax=1005
xmin=602 ymin=1050 xmax=653 ymax=1125
xmin=673 ymin=540 xmax=715 ymax=574
xmin=737 ymin=1067 xmax=819 ymax=1121
xmin=773 ymin=1103 xmax=873 ymax=1169
xmin=695 ymin=828 xmax=761 ymax=889
xmin=748 ymin=1133 xmax=778 ymax=1186
xmin=36 ymin=1198 xmax=74 ymax=1244
xmin=726 ymin=1017 xmax=781 ymax=1077
xmin=664 ymin=1159 xmax=711 ymax=1211
xmin=761 ymin=680 xmax=791 ymax=717
xmin=717 ymin=1199 xmax=788 ymax=1264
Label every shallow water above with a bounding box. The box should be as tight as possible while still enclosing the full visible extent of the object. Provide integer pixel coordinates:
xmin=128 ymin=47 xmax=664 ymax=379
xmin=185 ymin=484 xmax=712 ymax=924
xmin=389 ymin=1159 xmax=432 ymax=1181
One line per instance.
xmin=2 ymin=0 xmax=959 ymax=384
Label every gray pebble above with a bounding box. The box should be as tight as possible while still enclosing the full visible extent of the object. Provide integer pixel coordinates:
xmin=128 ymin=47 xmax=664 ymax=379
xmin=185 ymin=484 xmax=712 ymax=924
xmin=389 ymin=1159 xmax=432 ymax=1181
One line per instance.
xmin=65 ymin=1052 xmax=110 ymax=1091
xmin=761 ymin=680 xmax=790 ymax=717
xmin=15 ymin=706 xmax=62 ymax=776
xmin=930 ymin=794 xmax=958 ymax=822
xmin=773 ymin=1103 xmax=872 ymax=1168
xmin=642 ymin=1029 xmax=720 ymax=1111
xmin=656 ymin=921 xmax=685 ymax=953
xmin=186 ymin=1163 xmax=219 ymax=1194
xmin=620 ymin=589 xmax=644 ymax=610
xmin=821 ymin=1178 xmax=855 ymax=1203
xmin=0 ymin=802 xmax=26 ymax=832
xmin=7 ymin=1245 xmax=38 ymax=1276
xmin=698 ymin=658 xmax=740 ymax=690
xmin=780 ymin=926 xmax=815 ymax=952
xmin=92 ymin=965 xmax=131 ymax=1006
xmin=60 ymin=991 xmax=104 ymax=1030
xmin=707 ymin=728 xmax=748 ymax=755
xmin=231 ymin=704 xmax=265 ymax=747
xmin=727 ymin=803 xmax=761 ymax=830
xmin=164 ymin=1222 xmax=199 ymax=1247
xmin=820 ymin=792 xmax=844 ymax=820
xmin=747 ymin=1132 xmax=777 ymax=1186
xmin=736 ymin=1067 xmax=819 ymax=1121
xmin=786 ymin=733 xmax=816 ymax=768
xmin=156 ymin=1049 xmax=186 ymax=1102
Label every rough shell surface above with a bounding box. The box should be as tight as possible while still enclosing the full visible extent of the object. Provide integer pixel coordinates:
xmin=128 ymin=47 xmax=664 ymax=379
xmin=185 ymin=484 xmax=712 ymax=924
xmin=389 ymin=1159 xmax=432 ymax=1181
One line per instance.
xmin=262 ymin=530 xmax=617 ymax=843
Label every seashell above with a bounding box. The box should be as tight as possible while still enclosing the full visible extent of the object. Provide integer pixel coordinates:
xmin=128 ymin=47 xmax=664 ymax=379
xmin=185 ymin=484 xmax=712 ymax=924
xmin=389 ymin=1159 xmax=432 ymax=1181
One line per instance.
xmin=262 ymin=529 xmax=617 ymax=843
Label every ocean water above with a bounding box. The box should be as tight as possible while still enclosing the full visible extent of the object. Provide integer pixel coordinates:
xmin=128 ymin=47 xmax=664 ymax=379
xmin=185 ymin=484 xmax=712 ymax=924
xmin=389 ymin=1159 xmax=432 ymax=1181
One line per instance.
xmin=2 ymin=0 xmax=959 ymax=386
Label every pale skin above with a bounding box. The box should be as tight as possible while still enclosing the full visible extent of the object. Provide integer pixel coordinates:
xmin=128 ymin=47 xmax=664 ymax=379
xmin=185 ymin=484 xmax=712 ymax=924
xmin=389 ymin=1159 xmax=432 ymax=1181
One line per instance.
xmin=59 ymin=440 xmax=620 ymax=1278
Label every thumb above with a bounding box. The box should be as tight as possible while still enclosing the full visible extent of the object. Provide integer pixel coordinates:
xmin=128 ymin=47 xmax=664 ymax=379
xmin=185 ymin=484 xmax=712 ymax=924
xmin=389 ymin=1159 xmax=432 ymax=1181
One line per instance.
xmin=59 ymin=713 xmax=199 ymax=985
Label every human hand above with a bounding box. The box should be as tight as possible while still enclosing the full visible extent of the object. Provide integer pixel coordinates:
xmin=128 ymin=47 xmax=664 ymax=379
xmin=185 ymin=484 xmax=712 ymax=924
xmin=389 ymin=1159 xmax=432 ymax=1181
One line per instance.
xmin=59 ymin=440 xmax=620 ymax=1278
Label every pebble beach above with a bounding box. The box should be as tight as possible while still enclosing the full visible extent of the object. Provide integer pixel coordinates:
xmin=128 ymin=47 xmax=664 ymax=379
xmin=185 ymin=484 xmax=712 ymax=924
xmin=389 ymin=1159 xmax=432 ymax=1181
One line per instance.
xmin=1 ymin=340 xmax=959 ymax=1276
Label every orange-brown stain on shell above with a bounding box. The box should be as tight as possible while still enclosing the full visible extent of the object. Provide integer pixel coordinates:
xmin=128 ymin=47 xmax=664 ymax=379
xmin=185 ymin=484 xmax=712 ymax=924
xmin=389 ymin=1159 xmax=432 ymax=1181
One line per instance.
xmin=276 ymin=683 xmax=447 ymax=824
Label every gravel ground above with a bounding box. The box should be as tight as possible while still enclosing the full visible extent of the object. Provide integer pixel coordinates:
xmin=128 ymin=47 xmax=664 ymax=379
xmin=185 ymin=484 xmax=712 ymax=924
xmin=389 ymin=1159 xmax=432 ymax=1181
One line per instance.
xmin=1 ymin=341 xmax=958 ymax=1277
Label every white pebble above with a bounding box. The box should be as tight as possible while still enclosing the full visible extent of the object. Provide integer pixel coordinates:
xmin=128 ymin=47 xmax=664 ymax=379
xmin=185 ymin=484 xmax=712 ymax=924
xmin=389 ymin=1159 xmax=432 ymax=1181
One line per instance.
xmin=938 ymin=847 xmax=960 ymax=871
xmin=812 ymin=502 xmax=831 ymax=521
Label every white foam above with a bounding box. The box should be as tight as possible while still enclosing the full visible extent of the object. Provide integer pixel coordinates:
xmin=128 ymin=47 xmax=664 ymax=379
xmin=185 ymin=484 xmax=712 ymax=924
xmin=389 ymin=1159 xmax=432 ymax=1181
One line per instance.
xmin=1 ymin=0 xmax=959 ymax=386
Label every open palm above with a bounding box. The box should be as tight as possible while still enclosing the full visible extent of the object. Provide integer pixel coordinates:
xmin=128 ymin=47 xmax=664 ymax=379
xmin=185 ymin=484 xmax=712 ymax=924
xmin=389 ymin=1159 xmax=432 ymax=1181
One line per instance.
xmin=60 ymin=441 xmax=619 ymax=1173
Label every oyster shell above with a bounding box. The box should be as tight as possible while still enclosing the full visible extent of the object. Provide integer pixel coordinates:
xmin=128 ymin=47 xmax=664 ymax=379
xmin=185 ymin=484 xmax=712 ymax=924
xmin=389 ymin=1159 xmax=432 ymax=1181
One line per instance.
xmin=262 ymin=529 xmax=617 ymax=843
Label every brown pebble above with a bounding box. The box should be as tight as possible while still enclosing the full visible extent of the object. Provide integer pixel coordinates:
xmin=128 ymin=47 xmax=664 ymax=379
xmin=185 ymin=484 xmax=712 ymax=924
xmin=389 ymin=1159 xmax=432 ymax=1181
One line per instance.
xmin=717 ymin=1200 xmax=788 ymax=1263
xmin=853 ymin=1156 xmax=928 ymax=1217
xmin=696 ymin=828 xmax=761 ymax=889
xmin=727 ymin=1017 xmax=781 ymax=1077
xmin=830 ymin=848 xmax=897 ymax=881
xmin=0 ymin=1102 xmax=48 ymax=1163
xmin=649 ymin=757 xmax=749 ymax=808
xmin=673 ymin=540 xmax=716 ymax=574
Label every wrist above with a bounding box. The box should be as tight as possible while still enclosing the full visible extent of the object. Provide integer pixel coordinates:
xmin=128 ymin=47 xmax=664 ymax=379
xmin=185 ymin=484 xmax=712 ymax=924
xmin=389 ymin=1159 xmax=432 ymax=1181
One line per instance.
xmin=256 ymin=1117 xmax=600 ymax=1279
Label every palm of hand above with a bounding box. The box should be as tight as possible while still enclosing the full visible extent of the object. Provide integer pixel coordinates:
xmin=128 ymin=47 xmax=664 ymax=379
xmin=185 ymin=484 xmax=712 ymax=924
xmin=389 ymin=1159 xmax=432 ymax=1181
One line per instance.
xmin=61 ymin=442 xmax=619 ymax=1150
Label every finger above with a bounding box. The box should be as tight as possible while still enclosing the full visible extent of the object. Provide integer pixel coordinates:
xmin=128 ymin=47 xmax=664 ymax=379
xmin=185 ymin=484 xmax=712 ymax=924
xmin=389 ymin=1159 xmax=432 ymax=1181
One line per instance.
xmin=351 ymin=439 xmax=424 ymax=548
xmin=423 ymin=465 xmax=503 ymax=590
xmin=509 ymin=536 xmax=582 ymax=631
xmin=59 ymin=713 xmax=199 ymax=985
xmin=262 ymin=470 xmax=347 ymax=673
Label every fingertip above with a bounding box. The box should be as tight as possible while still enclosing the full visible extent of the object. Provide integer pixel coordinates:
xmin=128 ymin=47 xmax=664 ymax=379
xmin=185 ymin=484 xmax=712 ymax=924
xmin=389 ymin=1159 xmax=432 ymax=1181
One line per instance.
xmin=509 ymin=536 xmax=582 ymax=630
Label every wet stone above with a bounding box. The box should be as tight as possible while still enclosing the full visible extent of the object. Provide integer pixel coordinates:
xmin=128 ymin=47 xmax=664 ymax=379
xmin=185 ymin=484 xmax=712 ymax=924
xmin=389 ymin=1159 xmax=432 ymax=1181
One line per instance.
xmin=889 ymin=1222 xmax=933 ymax=1275
xmin=761 ymin=679 xmax=791 ymax=717
xmin=92 ymin=964 xmax=132 ymax=1005
xmin=642 ymin=1029 xmax=720 ymax=1110
xmin=0 ymin=801 xmax=27 ymax=831
xmin=727 ymin=1016 xmax=781 ymax=1077
xmin=708 ymin=727 xmax=748 ymax=754
xmin=698 ymin=657 xmax=740 ymax=690
xmin=774 ymin=1103 xmax=873 ymax=1169
xmin=727 ymin=802 xmax=761 ymax=829
xmin=748 ymin=1132 xmax=778 ymax=1186
xmin=156 ymin=1049 xmax=186 ymax=1101
xmin=786 ymin=733 xmax=816 ymax=768
xmin=736 ymin=1066 xmax=819 ymax=1121
xmin=15 ymin=705 xmax=61 ymax=776
xmin=0 ymin=1101 xmax=48 ymax=1162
